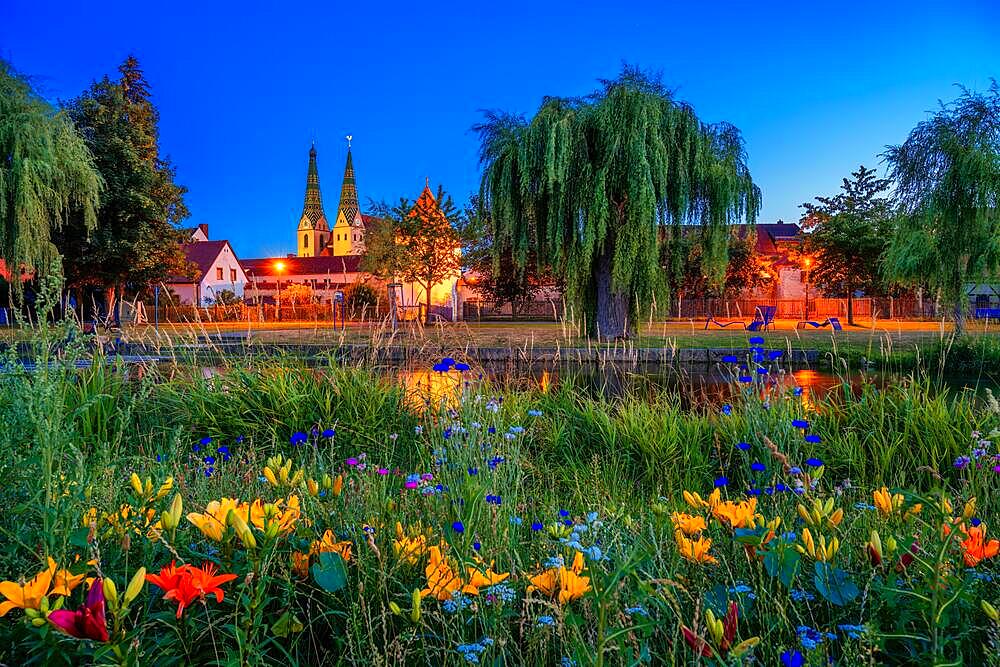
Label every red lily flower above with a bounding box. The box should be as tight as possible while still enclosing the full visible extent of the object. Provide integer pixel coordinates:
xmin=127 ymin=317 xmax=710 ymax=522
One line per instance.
xmin=48 ymin=578 xmax=109 ymax=642
xmin=148 ymin=561 xmax=237 ymax=618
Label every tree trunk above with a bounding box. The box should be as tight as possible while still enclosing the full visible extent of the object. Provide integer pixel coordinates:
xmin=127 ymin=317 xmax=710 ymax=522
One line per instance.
xmin=592 ymin=239 xmax=632 ymax=339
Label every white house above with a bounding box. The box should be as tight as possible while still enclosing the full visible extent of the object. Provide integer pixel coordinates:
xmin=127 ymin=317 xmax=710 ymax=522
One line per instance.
xmin=166 ymin=226 xmax=248 ymax=305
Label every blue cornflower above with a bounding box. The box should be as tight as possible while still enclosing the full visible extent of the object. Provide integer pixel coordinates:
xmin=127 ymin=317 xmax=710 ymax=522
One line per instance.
xmin=792 ymin=419 xmax=809 ymax=429
xmin=789 ymin=589 xmax=814 ymax=602
xmin=789 ymin=466 xmax=802 ymax=475
xmin=473 ymin=540 xmax=481 ymax=551
xmin=199 ymin=436 xmax=212 ymax=446
xmin=722 ymin=354 xmax=738 ymax=363
xmin=756 ymin=367 xmax=768 ymax=375
xmin=587 ymin=511 xmax=599 ymax=523
xmin=714 ymin=476 xmax=729 ymax=487
xmin=625 ymin=605 xmax=649 ymax=616
xmin=805 ymin=457 xmax=824 ymax=467
xmin=322 ymin=428 xmax=335 ymax=438
xmin=559 ymin=509 xmax=570 ymax=517
xmin=855 ymin=502 xmax=876 ymax=510
xmin=543 ymin=555 xmax=565 ymax=569
xmin=739 ymin=375 xmax=754 ymax=383
xmin=441 ymin=357 xmax=456 ymax=367
xmin=721 ymin=404 xmax=733 ymax=416
xmin=468 ymin=467 xmax=478 ymax=476
xmin=203 ymin=455 xmax=216 ymax=466
xmin=781 ymin=650 xmax=804 ymax=667
xmin=737 ymin=442 xmax=751 ymax=451
xmin=204 ymin=467 xmax=214 ymax=477
xmin=561 ymin=659 xmax=578 ymax=667
xmin=509 ymin=516 xmax=523 ymax=526
xmin=452 ymin=521 xmax=465 ymax=534
xmin=746 ymin=488 xmax=762 ymax=496
xmin=793 ymin=386 xmax=803 ymax=396
xmin=751 ymin=461 xmax=766 ymax=472
xmin=536 ymin=615 xmax=556 ymax=627
xmin=531 ymin=521 xmax=544 ymax=532
xmin=527 ymin=409 xmax=543 ymax=417
xmin=454 ymin=362 xmax=470 ymax=371
xmin=290 ymin=431 xmax=308 ymax=445
xmin=484 ymin=583 xmax=516 ymax=604
xmin=769 ymin=350 xmax=784 ymax=360
xmin=749 ymin=336 xmax=765 ymax=344
xmin=838 ymin=624 xmax=865 ymax=639
xmin=805 ymin=434 xmax=822 ymax=444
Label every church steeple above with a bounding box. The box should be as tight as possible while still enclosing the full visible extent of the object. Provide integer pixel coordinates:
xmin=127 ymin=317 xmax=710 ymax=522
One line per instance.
xmin=330 ymin=136 xmax=367 ymax=257
xmin=297 ymin=144 xmax=329 ymax=257
xmin=336 ymin=146 xmax=360 ymax=227
xmin=299 ymin=144 xmax=328 ymax=230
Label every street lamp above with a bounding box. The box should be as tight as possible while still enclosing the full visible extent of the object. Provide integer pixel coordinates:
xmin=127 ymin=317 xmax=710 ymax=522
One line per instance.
xmin=803 ymin=257 xmax=813 ymax=318
xmin=274 ymin=260 xmax=286 ymax=322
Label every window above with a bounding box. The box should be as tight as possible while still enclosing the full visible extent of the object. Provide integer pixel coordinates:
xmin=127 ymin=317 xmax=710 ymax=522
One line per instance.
xmin=303 ymin=234 xmax=309 ymax=249
xmin=230 ymin=268 xmax=237 ymax=282
xmin=216 ymin=267 xmax=223 ymax=280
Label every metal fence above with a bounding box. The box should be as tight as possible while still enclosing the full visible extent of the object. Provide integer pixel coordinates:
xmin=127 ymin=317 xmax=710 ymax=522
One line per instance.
xmin=462 ymin=299 xmax=565 ymax=321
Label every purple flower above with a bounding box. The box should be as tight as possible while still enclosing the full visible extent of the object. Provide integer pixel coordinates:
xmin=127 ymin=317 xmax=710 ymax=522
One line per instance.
xmin=346 ymin=457 xmax=359 ymax=466
xmin=954 ymin=456 xmax=971 ymax=469
xmin=405 ymin=480 xmax=418 ymax=489
xmin=377 ymin=467 xmax=389 ymax=475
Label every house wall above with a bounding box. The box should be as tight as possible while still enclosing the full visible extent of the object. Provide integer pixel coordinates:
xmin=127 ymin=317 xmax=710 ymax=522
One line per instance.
xmin=170 ymin=284 xmax=198 ymax=305
xmin=197 ymin=243 xmax=248 ymax=304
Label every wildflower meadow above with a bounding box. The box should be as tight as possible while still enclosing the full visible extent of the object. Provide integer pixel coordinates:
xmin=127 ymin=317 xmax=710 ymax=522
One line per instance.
xmin=0 ymin=323 xmax=998 ymax=665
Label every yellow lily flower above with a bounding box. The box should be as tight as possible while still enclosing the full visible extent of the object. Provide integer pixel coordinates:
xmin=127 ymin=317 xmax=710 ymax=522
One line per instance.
xmin=0 ymin=557 xmax=84 ymax=616
xmin=675 ymin=530 xmax=718 ymax=564
xmin=671 ymin=512 xmax=708 ymax=536
xmin=187 ymin=497 xmax=247 ymax=541
xmin=712 ymin=497 xmax=759 ymax=529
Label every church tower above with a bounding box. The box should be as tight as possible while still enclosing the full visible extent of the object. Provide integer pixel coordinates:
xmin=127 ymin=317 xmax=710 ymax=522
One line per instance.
xmin=331 ymin=137 xmax=366 ymax=257
xmin=296 ymin=144 xmax=329 ymax=257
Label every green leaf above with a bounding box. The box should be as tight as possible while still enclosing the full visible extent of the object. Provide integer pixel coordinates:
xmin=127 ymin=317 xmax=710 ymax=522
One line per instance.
xmin=69 ymin=527 xmax=91 ymax=549
xmin=813 ymin=562 xmax=859 ymax=606
xmin=312 ymin=551 xmax=347 ymax=593
xmin=763 ymin=546 xmax=800 ymax=588
xmin=271 ymin=611 xmax=304 ymax=638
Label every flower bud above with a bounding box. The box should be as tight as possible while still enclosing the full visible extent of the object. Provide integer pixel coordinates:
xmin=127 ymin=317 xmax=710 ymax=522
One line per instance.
xmin=389 ymin=601 xmax=402 ymax=615
xmin=982 ymin=599 xmax=999 ymax=623
xmin=307 ymin=478 xmax=319 ymax=497
xmin=124 ymin=567 xmax=146 ymax=606
xmin=963 ymin=498 xmax=977 ymax=522
xmin=103 ymin=578 xmax=119 ymax=608
xmin=332 ymin=475 xmax=344 ymax=497
xmin=264 ymin=467 xmax=279 ymax=487
xmin=130 ymin=473 xmax=144 ymax=497
xmin=410 ymin=588 xmax=422 ymax=623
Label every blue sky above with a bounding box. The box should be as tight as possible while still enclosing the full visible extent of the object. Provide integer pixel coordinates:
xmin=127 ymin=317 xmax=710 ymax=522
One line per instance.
xmin=3 ymin=0 xmax=998 ymax=258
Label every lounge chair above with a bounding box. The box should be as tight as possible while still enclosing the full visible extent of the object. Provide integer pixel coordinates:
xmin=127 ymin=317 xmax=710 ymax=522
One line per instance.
xmin=704 ymin=316 xmax=747 ymax=330
xmin=974 ymin=307 xmax=1000 ymax=319
xmin=747 ymin=305 xmax=776 ymax=332
xmin=796 ymin=317 xmax=843 ymax=331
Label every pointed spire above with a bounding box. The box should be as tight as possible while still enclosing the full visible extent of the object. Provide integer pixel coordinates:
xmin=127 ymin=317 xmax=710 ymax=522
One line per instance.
xmin=337 ymin=139 xmax=360 ymax=226
xmin=300 ymin=144 xmax=327 ymax=230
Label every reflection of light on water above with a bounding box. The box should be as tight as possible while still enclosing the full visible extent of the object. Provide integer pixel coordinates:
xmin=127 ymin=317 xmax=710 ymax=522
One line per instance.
xmin=790 ymin=369 xmax=835 ymax=411
xmin=399 ymin=369 xmax=464 ymax=410
xmin=539 ymin=370 xmax=553 ymax=393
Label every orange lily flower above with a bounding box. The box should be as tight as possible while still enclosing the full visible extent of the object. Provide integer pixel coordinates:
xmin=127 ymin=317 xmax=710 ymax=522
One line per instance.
xmin=671 ymin=512 xmax=708 ymax=536
xmin=675 ymin=530 xmax=718 ymax=565
xmin=961 ymin=524 xmax=1000 ymax=567
xmin=713 ymin=497 xmax=759 ymax=529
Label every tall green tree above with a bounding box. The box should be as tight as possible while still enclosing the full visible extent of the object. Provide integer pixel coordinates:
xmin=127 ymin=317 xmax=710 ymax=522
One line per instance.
xmin=56 ymin=56 xmax=190 ymax=309
xmin=362 ymin=185 xmax=464 ymax=323
xmin=800 ymin=165 xmax=892 ymax=325
xmin=475 ymin=66 xmax=760 ymax=338
xmin=0 ymin=59 xmax=101 ymax=286
xmin=883 ymin=81 xmax=1000 ymax=334
xmin=668 ymin=228 xmax=773 ymax=302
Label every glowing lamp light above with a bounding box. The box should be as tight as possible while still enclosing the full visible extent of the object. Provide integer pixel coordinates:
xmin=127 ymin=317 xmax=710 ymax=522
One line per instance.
xmin=274 ymin=261 xmax=286 ymax=273
xmin=803 ymin=257 xmax=813 ymax=269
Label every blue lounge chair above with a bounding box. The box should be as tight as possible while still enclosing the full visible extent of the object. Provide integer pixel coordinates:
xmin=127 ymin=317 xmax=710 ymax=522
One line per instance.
xmin=747 ymin=305 xmax=776 ymax=332
xmin=797 ymin=317 xmax=843 ymax=331
xmin=704 ymin=316 xmax=747 ymax=330
xmin=974 ymin=307 xmax=1000 ymax=319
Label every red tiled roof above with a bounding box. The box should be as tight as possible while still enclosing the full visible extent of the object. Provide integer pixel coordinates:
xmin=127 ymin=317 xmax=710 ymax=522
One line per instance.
xmin=169 ymin=240 xmax=232 ymax=283
xmin=241 ymin=255 xmax=365 ymax=277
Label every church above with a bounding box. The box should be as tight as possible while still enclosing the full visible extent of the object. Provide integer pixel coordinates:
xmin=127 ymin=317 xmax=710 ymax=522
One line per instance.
xmin=238 ymin=141 xmax=468 ymax=320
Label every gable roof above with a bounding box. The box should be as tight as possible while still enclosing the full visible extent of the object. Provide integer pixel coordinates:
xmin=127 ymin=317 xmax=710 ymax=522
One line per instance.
xmin=241 ymin=254 xmax=364 ymax=277
xmin=169 ymin=240 xmax=232 ymax=283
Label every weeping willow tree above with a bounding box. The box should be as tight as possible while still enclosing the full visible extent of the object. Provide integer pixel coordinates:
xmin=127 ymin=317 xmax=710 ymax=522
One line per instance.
xmin=0 ymin=60 xmax=101 ymax=285
xmin=883 ymin=80 xmax=1000 ymax=336
xmin=475 ymin=67 xmax=759 ymax=338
